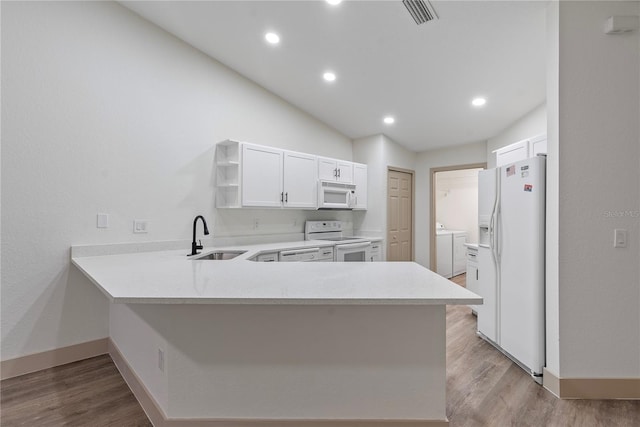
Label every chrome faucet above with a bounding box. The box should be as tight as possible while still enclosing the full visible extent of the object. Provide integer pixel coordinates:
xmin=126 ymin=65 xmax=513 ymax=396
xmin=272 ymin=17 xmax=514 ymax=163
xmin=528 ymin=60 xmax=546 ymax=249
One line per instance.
xmin=189 ymin=215 xmax=210 ymax=256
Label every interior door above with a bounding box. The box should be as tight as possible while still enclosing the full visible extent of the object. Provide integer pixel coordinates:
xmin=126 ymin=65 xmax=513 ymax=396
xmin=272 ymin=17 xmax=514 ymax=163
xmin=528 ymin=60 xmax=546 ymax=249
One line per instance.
xmin=387 ymin=169 xmax=413 ymax=261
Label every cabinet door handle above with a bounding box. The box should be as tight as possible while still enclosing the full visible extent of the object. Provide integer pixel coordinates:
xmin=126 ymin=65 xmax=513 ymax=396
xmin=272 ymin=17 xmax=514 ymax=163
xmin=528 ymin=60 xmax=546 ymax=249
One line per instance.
xmin=334 ymin=168 xmax=338 ymax=178
xmin=285 ymin=192 xmax=288 ymax=203
xmin=476 ymin=270 xmax=479 ymax=280
xmin=337 ymin=168 xmax=341 ymax=178
xmin=280 ymin=192 xmax=284 ymax=202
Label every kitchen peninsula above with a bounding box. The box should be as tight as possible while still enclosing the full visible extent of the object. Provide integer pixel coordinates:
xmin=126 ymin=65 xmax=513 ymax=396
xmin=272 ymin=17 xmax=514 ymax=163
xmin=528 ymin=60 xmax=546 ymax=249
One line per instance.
xmin=72 ymin=243 xmax=481 ymax=427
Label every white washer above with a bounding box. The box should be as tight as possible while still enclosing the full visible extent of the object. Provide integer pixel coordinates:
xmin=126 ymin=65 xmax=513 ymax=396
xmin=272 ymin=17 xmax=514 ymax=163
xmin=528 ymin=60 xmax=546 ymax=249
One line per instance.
xmin=436 ymin=230 xmax=454 ymax=278
xmin=436 ymin=229 xmax=467 ymax=278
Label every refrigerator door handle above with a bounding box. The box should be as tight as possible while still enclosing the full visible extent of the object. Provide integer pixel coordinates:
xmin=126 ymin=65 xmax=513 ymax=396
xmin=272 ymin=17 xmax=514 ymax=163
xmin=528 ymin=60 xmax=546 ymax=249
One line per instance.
xmin=496 ymin=205 xmax=502 ymax=260
xmin=489 ymin=183 xmax=499 ymax=265
xmin=493 ymin=172 xmax=501 ymax=265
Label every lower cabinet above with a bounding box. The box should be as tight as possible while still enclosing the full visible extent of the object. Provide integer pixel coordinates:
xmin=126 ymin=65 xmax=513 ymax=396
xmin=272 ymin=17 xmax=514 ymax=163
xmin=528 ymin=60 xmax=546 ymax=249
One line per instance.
xmin=369 ymin=242 xmax=382 ymax=261
xmin=255 ymin=252 xmax=279 ymax=262
xmin=466 ymin=246 xmax=479 ymax=311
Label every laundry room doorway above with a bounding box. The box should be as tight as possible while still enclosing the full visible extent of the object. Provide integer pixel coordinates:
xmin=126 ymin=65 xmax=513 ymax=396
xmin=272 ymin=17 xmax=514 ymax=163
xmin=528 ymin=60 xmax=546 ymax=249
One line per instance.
xmin=430 ymin=164 xmax=485 ymax=281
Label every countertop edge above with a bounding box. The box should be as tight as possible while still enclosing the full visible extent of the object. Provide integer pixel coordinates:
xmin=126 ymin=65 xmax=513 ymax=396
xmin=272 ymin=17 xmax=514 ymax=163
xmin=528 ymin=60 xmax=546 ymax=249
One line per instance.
xmin=110 ymin=296 xmax=483 ymax=305
xmin=71 ymin=258 xmax=116 ymax=303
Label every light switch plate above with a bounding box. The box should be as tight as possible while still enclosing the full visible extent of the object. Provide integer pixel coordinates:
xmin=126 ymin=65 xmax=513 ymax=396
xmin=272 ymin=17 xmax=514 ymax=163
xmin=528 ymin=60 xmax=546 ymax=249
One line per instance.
xmin=614 ymin=229 xmax=627 ymax=248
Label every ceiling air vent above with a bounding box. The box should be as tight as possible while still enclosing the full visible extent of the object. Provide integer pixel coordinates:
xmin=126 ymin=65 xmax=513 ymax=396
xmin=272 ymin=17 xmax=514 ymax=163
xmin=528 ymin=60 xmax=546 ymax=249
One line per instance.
xmin=403 ymin=0 xmax=438 ymax=25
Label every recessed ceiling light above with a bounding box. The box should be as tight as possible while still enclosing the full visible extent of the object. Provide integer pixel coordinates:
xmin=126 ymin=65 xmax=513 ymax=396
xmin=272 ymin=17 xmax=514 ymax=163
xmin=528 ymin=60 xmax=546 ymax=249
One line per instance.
xmin=383 ymin=116 xmax=395 ymax=125
xmin=326 ymin=0 xmax=343 ymax=5
xmin=323 ymin=72 xmax=336 ymax=82
xmin=265 ymin=32 xmax=280 ymax=45
xmin=471 ymin=97 xmax=487 ymax=107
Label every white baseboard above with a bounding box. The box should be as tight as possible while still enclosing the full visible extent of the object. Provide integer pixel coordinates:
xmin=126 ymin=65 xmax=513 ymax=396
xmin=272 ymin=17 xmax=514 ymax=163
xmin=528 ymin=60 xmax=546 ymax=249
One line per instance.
xmin=543 ymin=368 xmax=640 ymax=399
xmin=1 ymin=338 xmax=109 ymax=380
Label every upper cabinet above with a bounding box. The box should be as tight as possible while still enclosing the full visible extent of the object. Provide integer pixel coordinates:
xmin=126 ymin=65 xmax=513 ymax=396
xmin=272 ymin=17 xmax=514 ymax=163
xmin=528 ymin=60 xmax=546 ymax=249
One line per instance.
xmin=282 ymin=151 xmax=318 ymax=209
xmin=242 ymin=143 xmax=284 ymax=208
xmin=318 ymin=157 xmax=353 ymax=184
xmin=495 ymin=133 xmax=547 ymax=167
xmin=241 ymin=144 xmax=318 ymax=209
xmin=529 ymin=134 xmax=547 ymax=157
xmin=216 ymin=140 xmax=366 ymax=210
xmin=495 ymin=139 xmax=529 ymax=167
xmin=352 ymin=163 xmax=367 ymax=210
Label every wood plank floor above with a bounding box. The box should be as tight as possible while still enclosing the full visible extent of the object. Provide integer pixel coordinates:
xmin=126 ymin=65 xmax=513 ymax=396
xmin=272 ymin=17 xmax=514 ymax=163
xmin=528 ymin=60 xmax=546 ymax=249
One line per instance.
xmin=2 ymin=274 xmax=638 ymax=426
xmin=1 ymin=354 xmax=151 ymax=426
xmin=446 ymin=273 xmax=640 ymax=426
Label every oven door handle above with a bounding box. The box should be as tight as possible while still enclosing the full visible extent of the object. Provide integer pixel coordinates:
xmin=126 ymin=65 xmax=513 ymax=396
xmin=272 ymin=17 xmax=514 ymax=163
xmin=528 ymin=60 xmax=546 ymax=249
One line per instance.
xmin=336 ymin=242 xmax=371 ymax=250
xmin=280 ymin=248 xmax=320 ymax=256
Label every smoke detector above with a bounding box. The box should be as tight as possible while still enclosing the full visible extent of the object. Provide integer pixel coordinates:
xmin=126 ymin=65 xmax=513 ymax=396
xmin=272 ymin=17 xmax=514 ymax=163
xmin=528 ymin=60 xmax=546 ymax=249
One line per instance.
xmin=403 ymin=0 xmax=439 ymax=25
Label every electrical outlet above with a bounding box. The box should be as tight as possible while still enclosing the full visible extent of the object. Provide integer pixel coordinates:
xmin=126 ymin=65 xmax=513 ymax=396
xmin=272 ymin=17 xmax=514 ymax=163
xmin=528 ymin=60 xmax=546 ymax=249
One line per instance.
xmin=97 ymin=213 xmax=109 ymax=229
xmin=133 ymin=220 xmax=148 ymax=233
xmin=253 ymin=218 xmax=259 ymax=229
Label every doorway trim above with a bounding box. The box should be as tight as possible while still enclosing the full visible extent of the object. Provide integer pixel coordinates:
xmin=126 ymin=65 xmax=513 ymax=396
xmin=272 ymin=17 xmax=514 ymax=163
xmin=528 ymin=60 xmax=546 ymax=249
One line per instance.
xmin=429 ymin=163 xmax=486 ymax=271
xmin=387 ymin=166 xmax=416 ymax=261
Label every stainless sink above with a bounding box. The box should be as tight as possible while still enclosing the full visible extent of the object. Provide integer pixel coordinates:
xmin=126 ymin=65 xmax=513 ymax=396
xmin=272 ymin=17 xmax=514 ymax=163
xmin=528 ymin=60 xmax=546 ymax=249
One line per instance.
xmin=191 ymin=250 xmax=246 ymax=260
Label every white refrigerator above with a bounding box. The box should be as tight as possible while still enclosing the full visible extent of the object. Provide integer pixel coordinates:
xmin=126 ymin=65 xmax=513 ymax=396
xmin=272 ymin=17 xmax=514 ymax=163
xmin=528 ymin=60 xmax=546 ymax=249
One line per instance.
xmin=476 ymin=155 xmax=545 ymax=381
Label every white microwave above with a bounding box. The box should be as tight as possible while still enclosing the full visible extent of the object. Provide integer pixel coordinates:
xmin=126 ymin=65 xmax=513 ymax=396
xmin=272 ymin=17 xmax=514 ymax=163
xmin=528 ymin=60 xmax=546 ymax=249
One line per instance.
xmin=317 ymin=181 xmax=356 ymax=210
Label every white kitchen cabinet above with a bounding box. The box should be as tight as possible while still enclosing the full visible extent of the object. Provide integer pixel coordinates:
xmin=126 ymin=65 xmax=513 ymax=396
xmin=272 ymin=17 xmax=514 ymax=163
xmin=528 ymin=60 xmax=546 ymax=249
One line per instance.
xmin=476 ymin=245 xmax=497 ymax=342
xmin=283 ymin=151 xmax=318 ymax=208
xmin=216 ymin=140 xmax=367 ymax=210
xmin=369 ymin=241 xmax=382 ymax=262
xmin=530 ymin=134 xmax=547 ymax=157
xmin=318 ymin=157 xmax=353 ymax=183
xmin=495 ymin=139 xmax=529 ymax=167
xmin=453 ymin=232 xmax=468 ymax=276
xmin=353 ymin=163 xmax=368 ymax=210
xmin=256 ymin=252 xmax=278 ymax=262
xmin=241 ymin=144 xmax=318 ymax=209
xmin=495 ymin=133 xmax=547 ymax=167
xmin=465 ymin=245 xmax=479 ymax=311
xmin=242 ymin=143 xmax=284 ymax=207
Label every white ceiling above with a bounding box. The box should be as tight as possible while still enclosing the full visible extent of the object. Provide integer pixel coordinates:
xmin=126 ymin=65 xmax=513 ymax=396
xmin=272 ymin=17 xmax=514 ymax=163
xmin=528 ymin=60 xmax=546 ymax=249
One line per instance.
xmin=121 ymin=1 xmax=547 ymax=153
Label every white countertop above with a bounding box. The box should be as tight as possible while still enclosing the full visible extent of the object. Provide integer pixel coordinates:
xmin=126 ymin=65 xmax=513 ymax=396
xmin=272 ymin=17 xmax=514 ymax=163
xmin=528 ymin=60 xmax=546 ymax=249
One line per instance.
xmin=464 ymin=243 xmax=479 ymax=249
xmin=72 ymin=241 xmax=481 ymax=306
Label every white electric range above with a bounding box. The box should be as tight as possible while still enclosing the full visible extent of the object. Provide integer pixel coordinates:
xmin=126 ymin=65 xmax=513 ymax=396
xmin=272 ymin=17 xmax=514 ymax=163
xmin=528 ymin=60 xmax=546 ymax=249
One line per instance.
xmin=304 ymin=221 xmax=372 ymax=262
